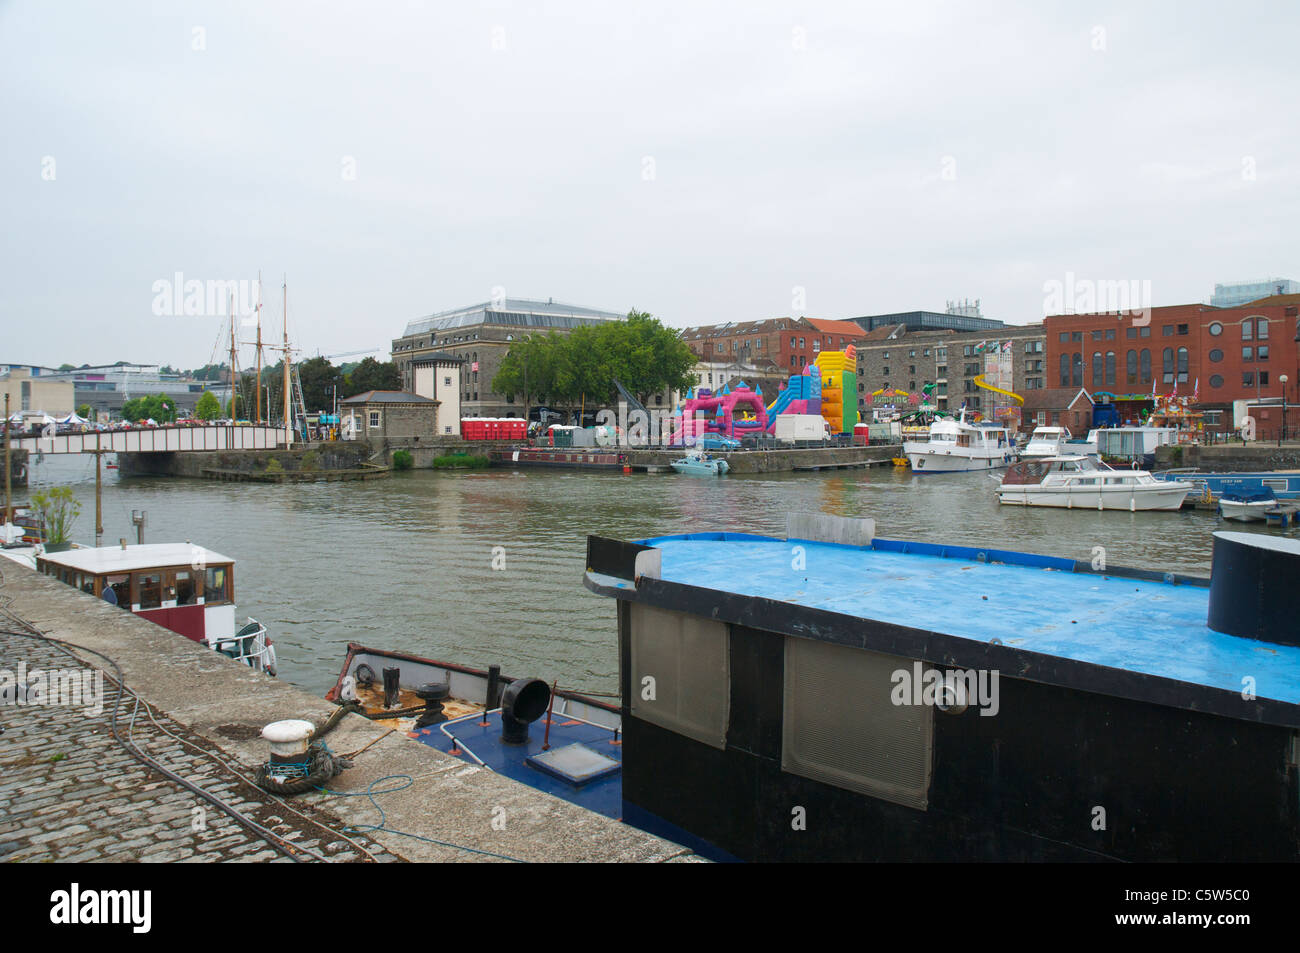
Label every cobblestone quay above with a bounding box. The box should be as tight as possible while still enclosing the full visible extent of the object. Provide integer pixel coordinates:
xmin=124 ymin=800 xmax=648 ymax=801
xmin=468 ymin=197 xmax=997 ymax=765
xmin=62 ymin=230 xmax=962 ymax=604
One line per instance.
xmin=0 ymin=565 xmax=694 ymax=863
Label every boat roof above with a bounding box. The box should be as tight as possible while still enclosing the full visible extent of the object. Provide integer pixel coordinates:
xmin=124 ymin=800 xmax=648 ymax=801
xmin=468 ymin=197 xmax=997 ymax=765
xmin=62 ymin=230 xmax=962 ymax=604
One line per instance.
xmin=588 ymin=531 xmax=1300 ymax=715
xmin=37 ymin=543 xmax=234 ymax=574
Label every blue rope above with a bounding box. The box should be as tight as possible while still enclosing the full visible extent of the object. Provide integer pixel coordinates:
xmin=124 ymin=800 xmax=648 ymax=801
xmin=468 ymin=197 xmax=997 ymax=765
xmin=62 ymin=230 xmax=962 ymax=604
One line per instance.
xmin=318 ymin=775 xmax=527 ymax=863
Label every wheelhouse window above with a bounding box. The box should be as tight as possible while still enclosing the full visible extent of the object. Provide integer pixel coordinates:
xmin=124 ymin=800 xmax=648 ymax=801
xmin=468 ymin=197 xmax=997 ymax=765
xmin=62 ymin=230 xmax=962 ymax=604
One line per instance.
xmin=174 ymin=570 xmax=198 ymax=606
xmin=204 ymin=566 xmax=230 ymax=604
xmin=105 ymin=573 xmax=130 ymax=607
xmin=136 ymin=572 xmax=163 ymax=610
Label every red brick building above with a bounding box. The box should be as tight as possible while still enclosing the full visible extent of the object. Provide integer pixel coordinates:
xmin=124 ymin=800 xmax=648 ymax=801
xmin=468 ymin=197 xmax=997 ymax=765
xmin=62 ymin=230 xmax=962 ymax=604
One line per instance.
xmin=1045 ymin=300 xmax=1300 ymax=438
xmin=681 ymin=317 xmax=866 ymax=374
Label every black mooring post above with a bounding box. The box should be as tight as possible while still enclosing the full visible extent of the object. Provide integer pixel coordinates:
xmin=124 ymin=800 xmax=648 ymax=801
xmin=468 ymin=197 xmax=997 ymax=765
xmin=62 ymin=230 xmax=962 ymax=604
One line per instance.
xmin=382 ymin=667 xmax=400 ymax=709
xmin=485 ymin=665 xmax=502 ymax=710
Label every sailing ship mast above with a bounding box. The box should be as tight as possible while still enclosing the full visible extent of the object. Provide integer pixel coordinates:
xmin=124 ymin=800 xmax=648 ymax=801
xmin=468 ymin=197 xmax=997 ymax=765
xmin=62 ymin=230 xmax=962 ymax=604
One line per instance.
xmin=255 ymin=272 xmax=263 ymax=424
xmin=282 ymin=278 xmax=292 ymax=442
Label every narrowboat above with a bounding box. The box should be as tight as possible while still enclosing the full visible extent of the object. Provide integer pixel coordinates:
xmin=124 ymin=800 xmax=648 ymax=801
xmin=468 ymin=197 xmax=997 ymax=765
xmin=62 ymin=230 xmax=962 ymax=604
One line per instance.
xmin=1156 ymin=469 xmax=1300 ymax=501
xmin=5 ymin=542 xmax=276 ymax=675
xmin=582 ymin=517 xmax=1300 ymax=862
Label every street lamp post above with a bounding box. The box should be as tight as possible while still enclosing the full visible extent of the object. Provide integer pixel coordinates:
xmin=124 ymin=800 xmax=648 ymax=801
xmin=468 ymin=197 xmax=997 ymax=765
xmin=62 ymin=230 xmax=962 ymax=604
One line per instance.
xmin=1282 ymin=374 xmax=1290 ymax=444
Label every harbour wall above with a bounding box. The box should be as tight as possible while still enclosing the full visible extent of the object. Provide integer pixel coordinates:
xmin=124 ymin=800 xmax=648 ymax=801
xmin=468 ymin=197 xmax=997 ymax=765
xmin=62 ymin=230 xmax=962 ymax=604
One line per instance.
xmin=1155 ymin=442 xmax=1300 ymax=472
xmin=0 ymin=563 xmax=695 ymax=863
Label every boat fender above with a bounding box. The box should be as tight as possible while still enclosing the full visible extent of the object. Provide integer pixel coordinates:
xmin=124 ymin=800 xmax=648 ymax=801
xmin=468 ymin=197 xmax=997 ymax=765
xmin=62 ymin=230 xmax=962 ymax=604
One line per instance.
xmin=264 ymin=643 xmax=278 ymax=678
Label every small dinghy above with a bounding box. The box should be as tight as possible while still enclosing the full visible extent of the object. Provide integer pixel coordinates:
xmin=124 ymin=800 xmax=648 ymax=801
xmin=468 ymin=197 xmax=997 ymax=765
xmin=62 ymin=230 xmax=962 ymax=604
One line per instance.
xmin=671 ymin=451 xmax=730 ymax=476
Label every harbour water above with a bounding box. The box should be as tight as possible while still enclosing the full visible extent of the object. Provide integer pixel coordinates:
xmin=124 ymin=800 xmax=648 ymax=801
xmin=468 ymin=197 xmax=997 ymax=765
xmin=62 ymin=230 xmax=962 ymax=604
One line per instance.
xmin=20 ymin=455 xmax=1294 ymax=696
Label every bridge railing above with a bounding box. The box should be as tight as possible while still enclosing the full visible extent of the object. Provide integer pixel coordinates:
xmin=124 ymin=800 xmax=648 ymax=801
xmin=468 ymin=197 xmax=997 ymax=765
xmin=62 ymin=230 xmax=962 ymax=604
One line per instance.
xmin=6 ymin=425 xmax=291 ymax=455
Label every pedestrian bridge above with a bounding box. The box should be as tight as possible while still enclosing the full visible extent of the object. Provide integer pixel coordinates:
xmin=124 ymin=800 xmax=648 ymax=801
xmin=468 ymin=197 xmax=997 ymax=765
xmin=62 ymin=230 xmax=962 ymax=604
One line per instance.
xmin=6 ymin=425 xmax=291 ymax=454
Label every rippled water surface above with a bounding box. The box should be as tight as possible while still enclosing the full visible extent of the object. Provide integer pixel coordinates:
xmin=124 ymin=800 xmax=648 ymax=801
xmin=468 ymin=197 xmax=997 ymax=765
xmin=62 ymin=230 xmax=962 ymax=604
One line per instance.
xmin=20 ymin=454 xmax=1293 ymax=696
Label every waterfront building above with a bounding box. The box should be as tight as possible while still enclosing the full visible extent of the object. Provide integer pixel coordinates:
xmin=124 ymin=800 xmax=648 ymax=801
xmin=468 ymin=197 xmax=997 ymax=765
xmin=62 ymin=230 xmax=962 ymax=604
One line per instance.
xmin=0 ymin=367 xmax=75 ymax=416
xmin=409 ymin=355 xmax=463 ymax=436
xmin=853 ymin=323 xmax=1046 ymax=428
xmin=847 ymin=308 xmax=1007 ymax=335
xmin=391 ymin=298 xmax=626 ymax=419
xmin=1044 ymin=300 xmax=1300 ymax=440
xmin=39 ymin=363 xmax=229 ymax=418
xmin=1211 ymin=277 xmax=1299 ymax=308
xmin=340 ymin=390 xmax=440 ymax=443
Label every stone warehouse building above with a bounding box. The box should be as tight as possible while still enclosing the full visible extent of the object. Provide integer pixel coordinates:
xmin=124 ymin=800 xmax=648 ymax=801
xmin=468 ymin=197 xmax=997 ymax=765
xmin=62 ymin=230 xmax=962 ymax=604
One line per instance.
xmin=340 ymin=390 xmax=439 ymax=442
xmin=854 ymin=323 xmax=1047 ymax=430
xmin=391 ymin=298 xmax=626 ymax=418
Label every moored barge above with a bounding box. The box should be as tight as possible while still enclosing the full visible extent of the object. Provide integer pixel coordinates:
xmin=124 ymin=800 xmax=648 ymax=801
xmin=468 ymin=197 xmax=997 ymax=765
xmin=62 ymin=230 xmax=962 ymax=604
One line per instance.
xmin=583 ymin=517 xmax=1300 ymax=862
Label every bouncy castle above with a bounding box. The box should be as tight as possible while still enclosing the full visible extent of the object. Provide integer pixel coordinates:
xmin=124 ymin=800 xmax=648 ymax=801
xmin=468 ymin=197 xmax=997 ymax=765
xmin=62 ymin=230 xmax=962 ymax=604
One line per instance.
xmin=672 ymin=345 xmax=859 ymax=443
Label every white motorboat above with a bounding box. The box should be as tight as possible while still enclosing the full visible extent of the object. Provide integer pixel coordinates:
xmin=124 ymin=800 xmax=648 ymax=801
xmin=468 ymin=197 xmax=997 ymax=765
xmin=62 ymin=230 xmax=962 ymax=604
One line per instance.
xmin=1218 ymin=489 xmax=1278 ymax=522
xmin=1022 ymin=426 xmax=1071 ymax=458
xmin=671 ymin=451 xmax=730 ymax=476
xmin=996 ymin=455 xmax=1193 ymax=511
xmin=904 ymin=411 xmax=1017 ymax=473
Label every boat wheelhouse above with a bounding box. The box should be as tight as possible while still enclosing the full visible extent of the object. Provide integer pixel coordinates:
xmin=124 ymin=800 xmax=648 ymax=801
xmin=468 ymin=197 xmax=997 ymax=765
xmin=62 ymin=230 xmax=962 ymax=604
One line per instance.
xmin=1021 ymin=426 xmax=1071 ymax=458
xmin=583 ymin=520 xmax=1300 ymax=862
xmin=902 ymin=412 xmax=1017 ymax=473
xmin=31 ymin=543 xmax=276 ymax=674
xmin=996 ymin=455 xmax=1193 ymax=511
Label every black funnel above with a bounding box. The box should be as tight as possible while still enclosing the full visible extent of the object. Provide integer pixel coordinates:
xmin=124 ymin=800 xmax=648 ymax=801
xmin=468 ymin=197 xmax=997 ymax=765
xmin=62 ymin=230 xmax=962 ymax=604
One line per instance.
xmin=1208 ymin=532 xmax=1300 ymax=646
xmin=500 ymin=678 xmax=550 ymax=745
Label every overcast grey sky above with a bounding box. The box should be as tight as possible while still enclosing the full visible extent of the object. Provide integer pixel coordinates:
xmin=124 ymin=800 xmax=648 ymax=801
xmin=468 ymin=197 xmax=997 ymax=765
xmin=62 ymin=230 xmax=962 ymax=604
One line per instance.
xmin=2 ymin=0 xmax=1297 ymax=370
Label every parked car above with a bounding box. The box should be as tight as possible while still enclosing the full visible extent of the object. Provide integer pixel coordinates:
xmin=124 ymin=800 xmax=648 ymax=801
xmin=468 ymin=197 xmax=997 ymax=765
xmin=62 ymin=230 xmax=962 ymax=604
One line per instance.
xmin=692 ymin=433 xmax=742 ymax=450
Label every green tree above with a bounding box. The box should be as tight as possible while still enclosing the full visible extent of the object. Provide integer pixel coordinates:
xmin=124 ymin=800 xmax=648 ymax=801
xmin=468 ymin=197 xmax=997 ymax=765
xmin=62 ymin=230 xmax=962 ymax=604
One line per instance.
xmin=76 ymin=404 xmax=92 ymax=419
xmin=121 ymin=393 xmax=176 ymax=423
xmin=297 ymin=356 xmax=345 ymax=412
xmin=345 ymin=357 xmax=401 ymax=396
xmin=226 ymin=392 xmax=242 ymax=419
xmin=194 ymin=391 xmax=221 ymax=421
xmin=30 ymin=485 xmax=80 ymax=545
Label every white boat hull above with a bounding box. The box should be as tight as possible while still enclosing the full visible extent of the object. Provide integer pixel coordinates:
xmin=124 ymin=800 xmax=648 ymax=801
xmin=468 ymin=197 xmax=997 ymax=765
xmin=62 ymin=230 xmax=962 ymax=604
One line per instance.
xmin=1218 ymin=500 xmax=1273 ymax=522
xmin=904 ymin=444 xmax=1016 ymax=473
xmin=996 ymin=484 xmax=1191 ymax=511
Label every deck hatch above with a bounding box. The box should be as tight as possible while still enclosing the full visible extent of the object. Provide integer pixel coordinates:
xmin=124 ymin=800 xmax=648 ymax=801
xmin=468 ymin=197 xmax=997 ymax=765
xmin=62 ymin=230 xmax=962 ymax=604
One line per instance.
xmin=525 ymin=743 xmax=621 ymax=786
xmin=782 ymin=638 xmax=933 ymax=811
xmin=629 ymin=603 xmax=729 ymax=750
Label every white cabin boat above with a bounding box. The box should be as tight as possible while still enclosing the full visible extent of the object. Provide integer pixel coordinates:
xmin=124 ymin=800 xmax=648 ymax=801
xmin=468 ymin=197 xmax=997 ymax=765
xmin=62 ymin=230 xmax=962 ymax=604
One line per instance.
xmin=903 ymin=412 xmax=1017 ymax=473
xmin=671 ymin=451 xmax=730 ymax=476
xmin=2 ymin=540 xmax=276 ymax=674
xmin=1022 ymin=426 xmax=1072 ymax=458
xmin=996 ymin=456 xmax=1193 ymax=511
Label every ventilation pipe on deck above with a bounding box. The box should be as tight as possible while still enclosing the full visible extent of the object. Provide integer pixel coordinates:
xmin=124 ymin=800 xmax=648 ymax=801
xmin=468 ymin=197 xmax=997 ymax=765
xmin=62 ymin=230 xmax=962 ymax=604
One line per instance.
xmin=500 ymin=678 xmax=551 ymax=745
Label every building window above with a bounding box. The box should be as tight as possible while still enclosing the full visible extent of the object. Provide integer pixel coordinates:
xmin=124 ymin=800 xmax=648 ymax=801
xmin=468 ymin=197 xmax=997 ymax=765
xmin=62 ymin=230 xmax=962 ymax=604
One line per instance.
xmin=1162 ymin=348 xmax=1174 ymax=383
xmin=1059 ymin=332 xmax=1069 ymax=343
xmin=883 ymin=366 xmax=890 ymax=375
xmin=1092 ymin=352 xmax=1103 ymax=387
xmin=1105 ymin=351 xmax=1116 ymax=385
xmin=1177 ymin=347 xmax=1188 ymax=383
xmin=1177 ymin=324 xmax=1189 ymax=335
xmin=1208 ymin=322 xmax=1223 ymax=336
xmin=1243 ymin=346 xmax=1253 ymax=361
xmin=1105 ymin=328 xmax=1116 ymax=340
xmin=1072 ymin=353 xmax=1083 ymax=386
xmin=1209 ymin=374 xmax=1224 ymax=389
xmin=1059 ymin=354 xmax=1070 ymax=387
xmin=1161 ymin=325 xmax=1174 ymax=336
xmin=1091 ymin=331 xmax=1103 ymax=342
xmin=1258 ymin=345 xmax=1269 ymax=360
xmin=1140 ymin=349 xmax=1151 ymax=383
xmin=1243 ymin=372 xmax=1255 ymax=387
xmin=1260 ymin=371 xmax=1270 ymax=386
xmin=1242 ymin=320 xmax=1253 ymax=341
xmin=1126 ymin=350 xmax=1137 ymax=383
xmin=798 ymin=338 xmax=805 ymax=348
xmin=1126 ymin=327 xmax=1138 ymax=339
xmin=1258 ymin=319 xmax=1269 ymax=339
xmin=1140 ymin=326 xmax=1151 ymax=338
xmin=368 ymin=411 xmax=381 ymax=428
xmin=1072 ymin=332 xmax=1083 ymax=342
xmin=1208 ymin=349 xmax=1223 ymax=363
